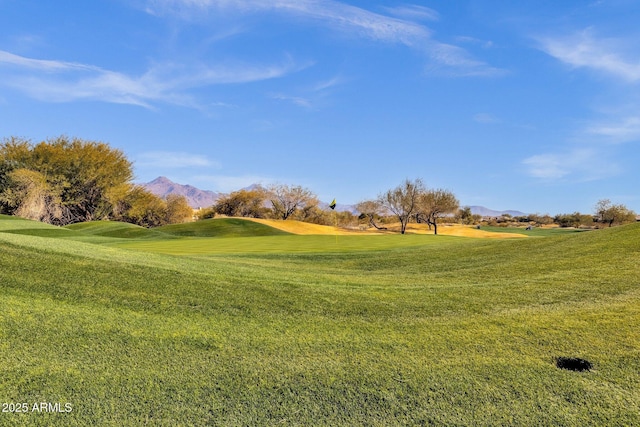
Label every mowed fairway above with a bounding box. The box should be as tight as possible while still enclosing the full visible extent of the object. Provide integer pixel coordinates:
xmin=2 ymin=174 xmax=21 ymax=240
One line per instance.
xmin=1 ymin=215 xmax=639 ymax=426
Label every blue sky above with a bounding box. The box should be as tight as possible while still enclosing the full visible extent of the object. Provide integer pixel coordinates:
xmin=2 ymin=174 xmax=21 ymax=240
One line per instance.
xmin=1 ymin=0 xmax=639 ymax=214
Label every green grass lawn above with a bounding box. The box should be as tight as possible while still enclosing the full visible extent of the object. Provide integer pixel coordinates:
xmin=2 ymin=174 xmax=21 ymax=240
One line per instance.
xmin=156 ymin=217 xmax=292 ymax=238
xmin=113 ymin=233 xmax=463 ymax=255
xmin=1 ymin=215 xmax=639 ymax=425
xmin=479 ymin=225 xmax=591 ymax=236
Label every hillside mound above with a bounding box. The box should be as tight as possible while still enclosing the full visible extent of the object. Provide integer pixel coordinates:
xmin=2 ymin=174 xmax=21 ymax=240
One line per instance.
xmin=157 ymin=218 xmax=291 ymax=237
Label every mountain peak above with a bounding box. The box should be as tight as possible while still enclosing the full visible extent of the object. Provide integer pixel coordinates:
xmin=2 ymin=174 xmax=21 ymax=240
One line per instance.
xmin=148 ymin=176 xmax=173 ymax=184
xmin=142 ymin=176 xmax=223 ymax=208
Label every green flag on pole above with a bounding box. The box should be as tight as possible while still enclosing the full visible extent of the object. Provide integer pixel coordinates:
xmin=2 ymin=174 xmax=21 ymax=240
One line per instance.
xmin=329 ymin=199 xmax=336 ymax=210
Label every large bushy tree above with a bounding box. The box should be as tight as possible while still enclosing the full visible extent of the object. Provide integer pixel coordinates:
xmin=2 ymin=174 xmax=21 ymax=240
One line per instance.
xmin=115 ymin=186 xmax=167 ymax=228
xmin=114 ymin=188 xmax=192 ymax=228
xmin=0 ymin=136 xmax=133 ymax=224
xmin=165 ymin=194 xmax=194 ymax=224
xmin=214 ymin=188 xmax=267 ymax=218
xmin=0 ymin=168 xmax=62 ymax=223
xmin=594 ymin=199 xmax=636 ymax=227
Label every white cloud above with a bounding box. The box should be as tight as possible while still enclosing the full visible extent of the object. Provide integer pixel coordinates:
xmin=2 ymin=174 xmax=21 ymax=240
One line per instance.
xmin=537 ymin=28 xmax=640 ymax=82
xmin=522 ymin=148 xmax=620 ymax=181
xmin=136 ymin=151 xmax=220 ymax=168
xmin=0 ymin=50 xmax=304 ymax=108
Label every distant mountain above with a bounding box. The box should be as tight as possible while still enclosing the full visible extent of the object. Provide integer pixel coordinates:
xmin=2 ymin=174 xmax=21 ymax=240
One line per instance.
xmin=141 ymin=178 xmax=525 ymax=217
xmin=469 ymin=206 xmax=526 ymax=217
xmin=142 ymin=176 xmax=223 ymax=208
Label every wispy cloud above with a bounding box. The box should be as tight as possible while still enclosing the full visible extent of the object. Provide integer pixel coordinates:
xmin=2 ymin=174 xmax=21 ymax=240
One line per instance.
xmin=136 ymin=151 xmax=221 ymax=168
xmin=455 ymin=36 xmax=494 ymax=49
xmin=270 ymin=93 xmax=313 ymax=108
xmin=522 ymin=148 xmax=620 ymax=181
xmin=0 ymin=50 xmax=304 ymax=108
xmin=147 ymin=0 xmax=502 ymax=77
xmin=0 ymin=50 xmax=100 ymax=72
xmin=522 ymin=153 xmax=570 ymax=180
xmin=537 ymin=28 xmax=640 ymax=82
xmin=586 ymin=115 xmax=640 ymax=143
xmin=523 ymin=110 xmax=638 ymax=182
xmin=424 ymin=42 xmax=505 ymax=77
xmin=312 ymin=76 xmax=344 ymax=92
xmin=528 ymin=28 xmax=640 ymax=183
xmin=268 ymin=75 xmax=344 ymax=109
xmin=148 ymin=0 xmax=430 ymax=46
xmin=382 ymin=5 xmax=440 ymax=22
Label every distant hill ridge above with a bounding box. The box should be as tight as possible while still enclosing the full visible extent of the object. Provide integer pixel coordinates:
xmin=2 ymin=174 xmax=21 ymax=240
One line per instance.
xmin=468 ymin=206 xmax=526 ymax=217
xmin=142 ymin=176 xmax=525 ymax=216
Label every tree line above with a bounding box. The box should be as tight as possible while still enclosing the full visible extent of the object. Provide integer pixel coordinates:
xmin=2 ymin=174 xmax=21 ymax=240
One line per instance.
xmin=474 ymin=200 xmax=636 ymax=229
xmin=209 ymin=179 xmax=636 ymax=233
xmin=1 ymin=136 xmax=636 ymax=231
xmin=209 ymin=178 xmax=460 ymax=235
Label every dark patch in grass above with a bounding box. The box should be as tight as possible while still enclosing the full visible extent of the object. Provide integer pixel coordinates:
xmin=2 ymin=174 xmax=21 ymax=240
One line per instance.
xmin=556 ymin=357 xmax=593 ymax=372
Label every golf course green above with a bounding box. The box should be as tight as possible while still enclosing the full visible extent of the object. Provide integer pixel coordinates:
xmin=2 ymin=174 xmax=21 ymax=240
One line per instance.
xmin=1 ymin=215 xmax=639 ymax=425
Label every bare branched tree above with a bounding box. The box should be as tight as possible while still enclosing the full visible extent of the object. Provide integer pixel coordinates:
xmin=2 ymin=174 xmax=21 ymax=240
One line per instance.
xmin=415 ymin=189 xmax=459 ymax=235
xmin=268 ymin=184 xmax=316 ymax=220
xmin=355 ymin=200 xmax=387 ymax=230
xmin=378 ymin=178 xmax=425 ymax=234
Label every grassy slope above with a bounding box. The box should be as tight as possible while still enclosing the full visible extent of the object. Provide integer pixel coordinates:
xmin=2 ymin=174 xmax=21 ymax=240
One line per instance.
xmin=0 ymin=216 xmax=639 ymax=425
xmin=156 ymin=217 xmax=292 ymax=238
xmin=65 ymin=221 xmax=174 ymax=240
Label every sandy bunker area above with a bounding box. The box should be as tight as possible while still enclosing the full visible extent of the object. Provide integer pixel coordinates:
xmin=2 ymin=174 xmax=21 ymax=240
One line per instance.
xmin=244 ymin=218 xmax=527 ymax=239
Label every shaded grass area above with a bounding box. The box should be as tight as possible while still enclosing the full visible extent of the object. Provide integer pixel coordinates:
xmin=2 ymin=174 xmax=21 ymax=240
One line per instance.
xmin=0 ymin=216 xmax=639 ymax=425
